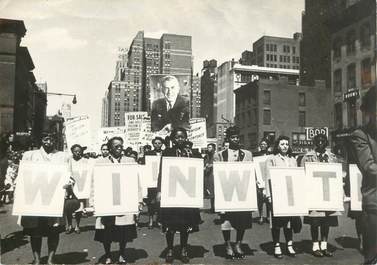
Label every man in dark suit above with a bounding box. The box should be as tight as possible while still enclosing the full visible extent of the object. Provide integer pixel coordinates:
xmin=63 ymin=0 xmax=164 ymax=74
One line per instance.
xmin=350 ymin=86 xmax=377 ymax=265
xmin=151 ymin=75 xmax=189 ymax=132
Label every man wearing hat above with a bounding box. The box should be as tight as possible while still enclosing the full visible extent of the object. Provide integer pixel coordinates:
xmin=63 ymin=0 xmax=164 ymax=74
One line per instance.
xmin=350 ymin=86 xmax=377 ymax=265
xmin=20 ymin=132 xmax=70 ymax=265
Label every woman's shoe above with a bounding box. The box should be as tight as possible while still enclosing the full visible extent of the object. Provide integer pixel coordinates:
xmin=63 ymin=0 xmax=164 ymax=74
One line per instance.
xmin=321 ymin=249 xmax=333 ymax=257
xmin=225 ymin=244 xmax=235 ymax=259
xmin=104 ymin=257 xmax=112 ymax=264
xmin=74 ymin=227 xmax=80 ymax=234
xmin=234 ymin=242 xmax=245 ymax=259
xmin=287 ymin=243 xmax=296 ymax=257
xmin=118 ymin=255 xmax=127 ymax=264
xmin=65 ymin=226 xmax=74 ymax=234
xmin=258 ymin=217 xmax=264 ymax=225
xmin=165 ymin=248 xmax=174 ymax=263
xmin=312 ymin=249 xmax=324 ymax=257
xmin=180 ymin=247 xmax=190 ymax=263
xmin=274 ymin=245 xmax=283 ymax=259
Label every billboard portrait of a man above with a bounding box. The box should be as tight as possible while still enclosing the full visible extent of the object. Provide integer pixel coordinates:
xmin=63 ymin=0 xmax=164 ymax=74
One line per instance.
xmin=150 ymin=75 xmax=190 ymax=133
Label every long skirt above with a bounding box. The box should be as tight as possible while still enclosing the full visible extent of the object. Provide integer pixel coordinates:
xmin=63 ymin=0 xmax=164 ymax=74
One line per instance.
xmin=94 ymin=216 xmax=137 ymax=243
xmin=220 ymin=211 xmax=253 ymax=230
xmin=23 ymin=217 xmax=64 ymax=237
xmin=160 ymin=208 xmax=201 ymax=233
xmin=304 ymin=211 xmax=338 ymax=227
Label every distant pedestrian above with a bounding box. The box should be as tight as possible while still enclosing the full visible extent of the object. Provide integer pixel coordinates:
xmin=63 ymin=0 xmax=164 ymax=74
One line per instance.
xmin=203 ymin=143 xmax=216 ymax=212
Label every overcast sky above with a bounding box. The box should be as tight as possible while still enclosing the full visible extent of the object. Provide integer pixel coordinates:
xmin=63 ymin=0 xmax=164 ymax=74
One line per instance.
xmin=0 ymin=0 xmax=304 ymax=130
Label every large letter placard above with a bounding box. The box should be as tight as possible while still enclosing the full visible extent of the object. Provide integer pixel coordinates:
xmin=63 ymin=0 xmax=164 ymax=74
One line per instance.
xmin=269 ymin=167 xmax=307 ymax=216
xmin=142 ymin=155 xmax=161 ymax=188
xmin=253 ymin=155 xmax=271 ymax=188
xmin=72 ymin=159 xmax=94 ymax=199
xmin=160 ymin=157 xmax=203 ymax=208
xmin=305 ymin=162 xmax=344 ymax=211
xmin=214 ymin=162 xmax=257 ymax=212
xmin=93 ymin=163 xmax=139 ymax=216
xmin=13 ymin=161 xmax=70 ymax=217
xmin=349 ymin=164 xmax=362 ymax=211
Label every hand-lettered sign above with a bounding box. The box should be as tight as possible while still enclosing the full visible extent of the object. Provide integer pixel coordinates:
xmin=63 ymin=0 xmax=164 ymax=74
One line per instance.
xmin=93 ymin=163 xmax=139 ymax=216
xmin=214 ymin=162 xmax=258 ymax=212
xmin=160 ymin=157 xmax=203 ymax=208
xmin=269 ymin=167 xmax=307 ymax=216
xmin=13 ymin=161 xmax=70 ymax=217
xmin=305 ymin=162 xmax=344 ymax=212
xmin=349 ymin=164 xmax=362 ymax=211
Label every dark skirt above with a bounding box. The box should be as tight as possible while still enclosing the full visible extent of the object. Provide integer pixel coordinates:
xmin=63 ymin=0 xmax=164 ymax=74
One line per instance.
xmin=204 ymin=172 xmax=214 ymax=199
xmin=160 ymin=208 xmax=201 ymax=232
xmin=145 ymin=188 xmax=159 ymax=215
xmin=304 ymin=212 xmax=339 ymax=227
xmin=271 ymin=216 xmax=302 ymax=233
xmin=221 ymin=211 xmax=253 ymax=230
xmin=94 ymin=216 xmax=137 ymax=243
xmin=23 ymin=218 xmax=64 ymax=237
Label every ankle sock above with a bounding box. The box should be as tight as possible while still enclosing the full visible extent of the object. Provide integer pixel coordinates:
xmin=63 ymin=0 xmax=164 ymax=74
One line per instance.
xmin=312 ymin=241 xmax=320 ymax=251
xmin=320 ymin=241 xmax=327 ymax=250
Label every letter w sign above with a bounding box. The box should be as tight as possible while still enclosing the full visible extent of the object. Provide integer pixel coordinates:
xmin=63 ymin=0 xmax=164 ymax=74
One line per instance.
xmin=213 ymin=162 xmax=258 ymax=212
xmin=13 ymin=161 xmax=70 ymax=217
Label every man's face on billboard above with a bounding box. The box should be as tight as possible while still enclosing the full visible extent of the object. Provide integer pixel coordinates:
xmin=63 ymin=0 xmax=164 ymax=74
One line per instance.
xmin=162 ymin=78 xmax=179 ymax=103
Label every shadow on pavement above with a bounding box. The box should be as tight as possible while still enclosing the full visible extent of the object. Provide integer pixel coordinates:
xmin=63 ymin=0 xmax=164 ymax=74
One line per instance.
xmin=213 ymin=243 xmax=256 ymax=258
xmin=159 ymin=244 xmax=209 ymax=259
xmin=97 ymin=248 xmax=148 ymax=264
xmin=43 ymin=252 xmax=90 ymax=264
xmin=1 ymin=230 xmax=29 ymax=254
xmin=335 ymin=236 xmax=360 ymax=250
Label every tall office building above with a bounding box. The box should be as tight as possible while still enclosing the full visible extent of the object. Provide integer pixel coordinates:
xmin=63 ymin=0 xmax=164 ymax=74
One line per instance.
xmin=191 ymin=74 xmax=201 ymax=118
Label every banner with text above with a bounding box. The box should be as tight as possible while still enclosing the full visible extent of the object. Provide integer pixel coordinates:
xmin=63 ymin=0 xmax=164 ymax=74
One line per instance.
xmin=65 ymin=115 xmax=91 ymax=150
xmin=13 ymin=161 xmax=70 ymax=217
xmin=124 ymin=112 xmax=149 ymax=150
xmin=160 ymin=157 xmax=203 ymax=208
xmin=269 ymin=167 xmax=307 ymax=216
xmin=213 ymin=162 xmax=258 ymax=212
xmin=305 ymin=162 xmax=344 ymax=211
xmin=96 ymin=126 xmax=127 ymax=152
xmin=93 ymin=163 xmax=139 ymax=216
xmin=349 ymin=164 xmax=362 ymax=211
xmin=71 ymin=159 xmax=95 ymax=199
xmin=187 ymin=118 xmax=207 ymax=149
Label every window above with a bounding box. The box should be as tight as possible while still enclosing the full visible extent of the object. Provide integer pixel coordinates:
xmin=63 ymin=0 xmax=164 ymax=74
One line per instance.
xmin=298 ymin=92 xmax=306 ymax=106
xmin=361 ymin=58 xmax=372 ymax=87
xmin=347 ymin=99 xmax=357 ymax=128
xmin=334 ymin=69 xmax=342 ymax=92
xmin=280 ymin=55 xmax=283 ymax=62
xmin=347 ymin=63 xmax=356 ymax=89
xmin=333 ymin=37 xmax=342 ymax=59
xmin=263 ymin=109 xmax=271 ymax=125
xmin=266 ymin=54 xmax=269 ymax=61
xmin=298 ymin=111 xmax=306 ymax=127
xmin=334 ymin=103 xmax=343 ymax=129
xmin=360 ymin=23 xmax=371 ymax=49
xmin=346 ymin=30 xmax=356 ymax=55
xmin=263 ymin=90 xmax=271 ymax=105
xmin=274 ymin=55 xmax=277 ymax=61
xmin=292 ymin=46 xmax=296 ymax=54
xmin=266 ymin=44 xmax=270 ymax=51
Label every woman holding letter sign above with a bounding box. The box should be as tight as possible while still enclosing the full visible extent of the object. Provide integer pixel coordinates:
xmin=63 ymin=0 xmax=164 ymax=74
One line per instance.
xmin=300 ymin=134 xmax=339 ymax=258
xmin=266 ymin=136 xmax=302 ymax=259
xmin=20 ymin=132 xmax=70 ymax=265
xmin=94 ymin=136 xmax=139 ymax=264
xmin=214 ymin=126 xmax=253 ymax=260
xmin=157 ymin=127 xmax=202 ymax=264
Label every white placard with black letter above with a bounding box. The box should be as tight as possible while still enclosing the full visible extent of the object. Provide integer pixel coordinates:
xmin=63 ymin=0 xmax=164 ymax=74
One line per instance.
xmin=93 ymin=163 xmax=139 ymax=216
xmin=214 ymin=162 xmax=258 ymax=212
xmin=269 ymin=167 xmax=307 ymax=216
xmin=72 ymin=159 xmax=94 ymax=199
xmin=349 ymin=164 xmax=362 ymax=211
xmin=13 ymin=161 xmax=70 ymax=217
xmin=253 ymin=155 xmax=271 ymax=188
xmin=160 ymin=157 xmax=203 ymax=208
xmin=305 ymin=162 xmax=344 ymax=211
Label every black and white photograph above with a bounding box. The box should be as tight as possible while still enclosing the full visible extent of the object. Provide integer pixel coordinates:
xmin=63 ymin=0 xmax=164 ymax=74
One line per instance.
xmin=0 ymin=0 xmax=376 ymax=264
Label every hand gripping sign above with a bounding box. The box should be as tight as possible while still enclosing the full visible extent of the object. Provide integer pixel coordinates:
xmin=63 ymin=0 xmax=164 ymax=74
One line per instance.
xmin=93 ymin=163 xmax=139 ymax=216
xmin=72 ymin=159 xmax=94 ymax=199
xmin=305 ymin=162 xmax=344 ymax=212
xmin=269 ymin=167 xmax=307 ymax=216
xmin=160 ymin=157 xmax=203 ymax=208
xmin=349 ymin=164 xmax=363 ymax=211
xmin=13 ymin=161 xmax=70 ymax=217
xmin=213 ymin=162 xmax=258 ymax=212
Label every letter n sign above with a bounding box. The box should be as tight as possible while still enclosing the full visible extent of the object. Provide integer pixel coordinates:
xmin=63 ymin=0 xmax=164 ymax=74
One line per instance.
xmin=305 ymin=162 xmax=344 ymax=211
xmin=161 ymin=157 xmax=203 ymax=208
xmin=12 ymin=161 xmax=70 ymax=217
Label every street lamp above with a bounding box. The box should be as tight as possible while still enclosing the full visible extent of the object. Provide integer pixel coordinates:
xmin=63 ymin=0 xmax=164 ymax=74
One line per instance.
xmin=47 ymin=92 xmax=77 ymax=104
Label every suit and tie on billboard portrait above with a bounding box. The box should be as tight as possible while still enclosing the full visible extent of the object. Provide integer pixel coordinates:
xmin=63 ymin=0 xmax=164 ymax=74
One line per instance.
xmin=149 ymin=74 xmax=191 ymax=133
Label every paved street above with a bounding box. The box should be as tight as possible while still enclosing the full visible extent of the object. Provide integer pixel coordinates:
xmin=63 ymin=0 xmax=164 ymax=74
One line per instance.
xmin=0 ymin=200 xmax=364 ymax=264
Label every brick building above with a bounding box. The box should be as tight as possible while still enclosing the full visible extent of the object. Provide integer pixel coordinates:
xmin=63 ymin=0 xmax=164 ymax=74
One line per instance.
xmin=234 ymin=77 xmax=331 ymax=152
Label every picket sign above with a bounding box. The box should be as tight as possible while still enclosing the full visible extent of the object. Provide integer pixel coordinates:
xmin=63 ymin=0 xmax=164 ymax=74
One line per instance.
xmin=93 ymin=163 xmax=140 ymax=216
xmin=13 ymin=161 xmax=70 ymax=217
xmin=71 ymin=159 xmax=95 ymax=199
xmin=253 ymin=155 xmax=271 ymax=189
xmin=349 ymin=164 xmax=362 ymax=211
xmin=160 ymin=157 xmax=203 ymax=208
xmin=64 ymin=115 xmax=91 ymax=150
xmin=213 ymin=162 xmax=258 ymax=212
xmin=269 ymin=167 xmax=307 ymax=216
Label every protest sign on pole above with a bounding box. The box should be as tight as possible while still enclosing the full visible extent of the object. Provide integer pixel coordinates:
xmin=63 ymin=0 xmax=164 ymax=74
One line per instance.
xmin=349 ymin=164 xmax=362 ymax=211
xmin=13 ymin=161 xmax=70 ymax=217
xmin=124 ymin=112 xmax=149 ymax=150
xmin=161 ymin=157 xmax=203 ymax=208
xmin=187 ymin=118 xmax=207 ymax=149
xmin=253 ymin=155 xmax=271 ymax=189
xmin=269 ymin=167 xmax=307 ymax=216
xmin=93 ymin=163 xmax=139 ymax=216
xmin=305 ymin=162 xmax=344 ymax=211
xmin=96 ymin=126 xmax=127 ymax=152
xmin=64 ymin=115 xmax=91 ymax=150
xmin=71 ymin=159 xmax=94 ymax=199
xmin=213 ymin=162 xmax=258 ymax=212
